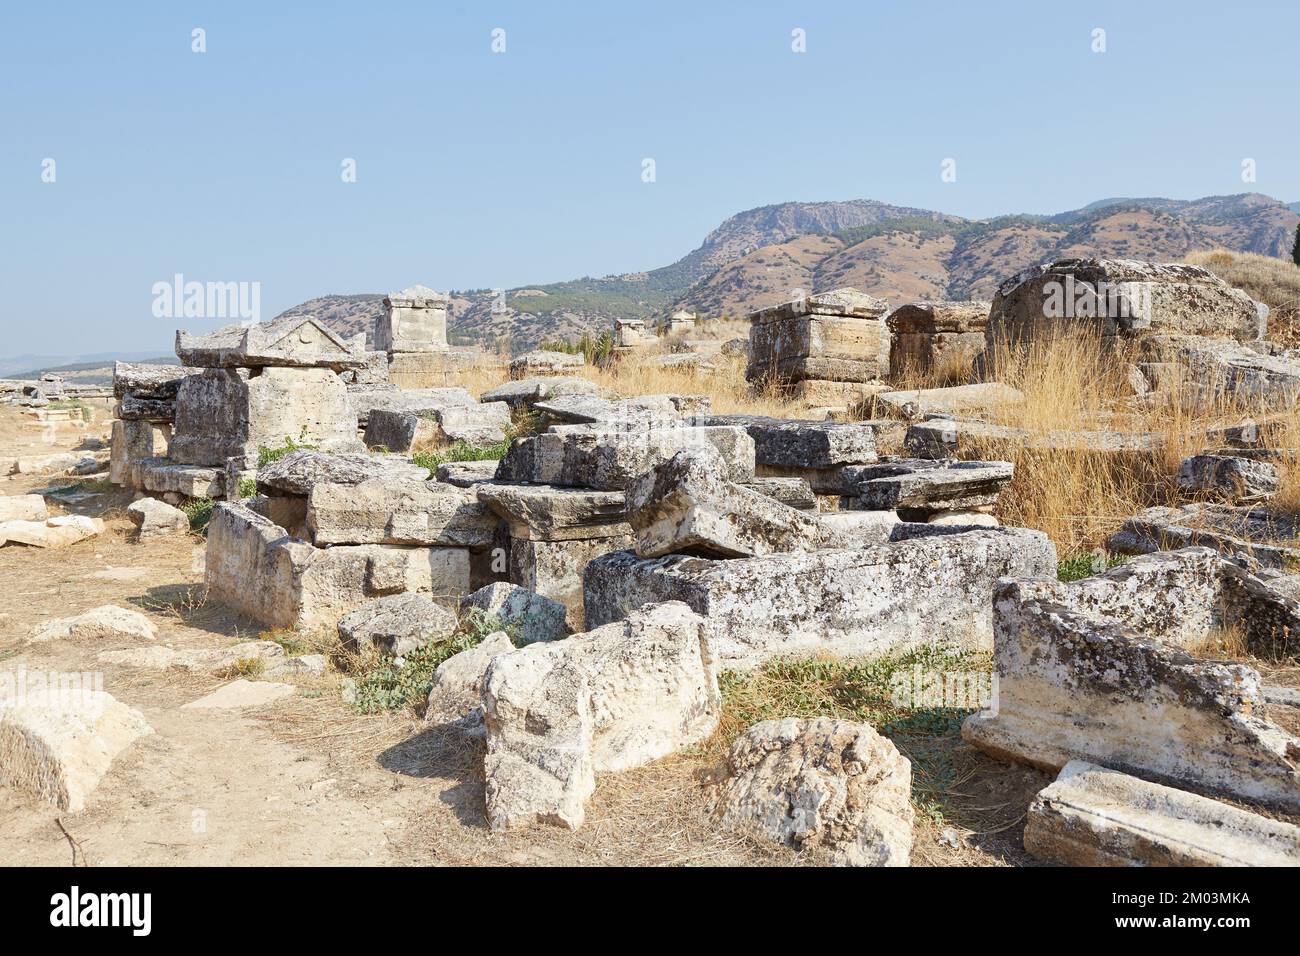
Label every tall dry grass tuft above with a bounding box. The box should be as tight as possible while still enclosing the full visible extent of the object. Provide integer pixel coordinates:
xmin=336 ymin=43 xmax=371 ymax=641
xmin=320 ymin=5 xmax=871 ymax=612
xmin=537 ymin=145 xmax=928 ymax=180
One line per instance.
xmin=969 ymin=326 xmax=1300 ymax=556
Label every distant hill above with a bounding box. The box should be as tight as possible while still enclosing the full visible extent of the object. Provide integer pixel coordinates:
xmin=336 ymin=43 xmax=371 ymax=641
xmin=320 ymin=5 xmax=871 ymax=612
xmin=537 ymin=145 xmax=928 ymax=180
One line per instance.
xmin=274 ymin=193 xmax=1300 ymax=353
xmin=2 ymin=352 xmax=180 ymax=384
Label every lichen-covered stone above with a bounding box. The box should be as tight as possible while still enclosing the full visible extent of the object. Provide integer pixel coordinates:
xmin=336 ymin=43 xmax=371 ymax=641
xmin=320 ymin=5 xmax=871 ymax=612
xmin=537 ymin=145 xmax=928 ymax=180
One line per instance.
xmin=962 ymin=576 xmax=1300 ymax=813
xmin=584 ymin=526 xmax=1057 ymax=668
xmin=710 ymin=717 xmax=914 ymax=867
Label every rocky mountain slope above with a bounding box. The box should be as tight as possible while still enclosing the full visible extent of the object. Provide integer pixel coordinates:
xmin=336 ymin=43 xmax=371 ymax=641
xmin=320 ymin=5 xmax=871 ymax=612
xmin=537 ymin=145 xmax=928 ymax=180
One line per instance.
xmin=276 ymin=193 xmax=1300 ymax=352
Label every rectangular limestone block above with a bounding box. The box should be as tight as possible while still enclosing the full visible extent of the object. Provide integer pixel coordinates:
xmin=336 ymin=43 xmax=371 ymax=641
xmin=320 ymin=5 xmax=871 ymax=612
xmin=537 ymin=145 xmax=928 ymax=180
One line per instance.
xmin=205 ymin=502 xmax=470 ymax=629
xmin=584 ymin=526 xmax=1057 ymax=668
xmin=510 ymin=533 xmax=635 ymax=628
xmin=306 ymin=479 xmax=501 ymax=548
xmin=495 ymin=425 xmax=755 ymax=491
xmin=1025 ymin=761 xmax=1300 ymax=866
xmin=170 ymin=366 xmax=362 ymax=466
xmin=385 ymin=349 xmax=490 ymax=388
xmin=747 ymin=313 xmax=890 ymax=385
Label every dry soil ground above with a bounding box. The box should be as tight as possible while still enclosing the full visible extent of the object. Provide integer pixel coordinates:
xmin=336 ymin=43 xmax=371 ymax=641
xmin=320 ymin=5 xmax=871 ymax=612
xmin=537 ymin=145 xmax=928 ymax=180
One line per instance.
xmin=0 ymin=403 xmax=1288 ymax=867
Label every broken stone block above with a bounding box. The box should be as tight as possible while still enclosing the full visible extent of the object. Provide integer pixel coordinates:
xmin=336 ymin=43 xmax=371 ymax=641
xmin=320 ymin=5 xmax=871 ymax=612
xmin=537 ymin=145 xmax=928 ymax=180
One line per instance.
xmin=0 ymin=515 xmax=104 ymax=549
xmin=961 ymin=577 xmax=1300 ymax=813
xmin=434 ymin=459 xmax=500 ymax=487
xmin=868 ymin=382 xmax=1024 ymax=420
xmin=0 ymin=494 xmax=47 ymax=523
xmin=254 ymin=449 xmax=429 ymax=497
xmin=1140 ymin=334 xmax=1300 ymax=405
xmin=337 ymin=593 xmax=458 ymax=657
xmin=29 ymin=605 xmax=158 ymax=643
xmin=176 ymin=316 xmax=366 ymax=370
xmin=817 ymin=510 xmax=902 ymax=544
xmin=627 ymin=446 xmax=832 ymax=558
xmin=374 ymin=285 xmax=449 ymax=353
xmin=460 ymin=583 xmax=569 ymax=645
xmin=347 ymin=385 xmax=477 ymax=428
xmin=385 ymin=348 xmax=491 ymax=388
xmin=532 ymin=394 xmax=697 ymax=428
xmin=929 ymin=510 xmax=999 ymax=527
xmin=1024 ymin=760 xmax=1300 ymax=867
xmin=306 ymin=479 xmax=499 ymax=548
xmin=741 ymin=476 xmax=817 ymax=511
xmin=113 ymin=361 xmax=187 ymax=399
xmin=205 ymin=503 xmax=470 ymax=629
xmin=134 ymin=458 xmax=224 ymax=498
xmin=180 ymin=679 xmax=297 ymax=710
xmin=337 ymin=350 xmax=390 ymax=386
xmin=509 ymin=350 xmax=585 ymax=379
xmin=986 ymin=260 xmax=1265 ymax=352
xmin=495 ymin=424 xmax=755 ymax=491
xmin=170 ymin=366 xmax=363 ymax=466
xmin=1108 ymin=503 xmax=1300 ymax=571
xmin=128 ymin=497 xmax=190 ymax=538
xmin=746 ymin=288 xmax=891 ymax=386
xmin=789 ymin=379 xmax=889 ymax=408
xmin=509 ymin=534 xmax=635 ymax=625
xmin=116 ymin=393 xmax=177 ymax=423
xmin=584 ymin=526 xmax=1057 ymax=668
xmin=904 ymin=418 xmax=1161 ymax=460
xmin=1176 ymin=454 xmax=1279 ymax=504
xmin=850 ymin=459 xmax=1013 ymax=516
xmin=482 ymin=601 xmax=719 ymax=831
xmin=99 ymin=640 xmax=285 ymax=674
xmin=364 ymin=402 xmax=510 ymax=452
xmin=886 ymin=300 xmax=990 ymax=379
xmin=424 ymin=631 xmax=516 ymax=731
xmin=0 ymin=690 xmax=153 ymax=811
xmin=110 ymin=420 xmax=169 ymax=486
xmin=694 ymin=415 xmax=880 ymax=468
xmin=477 ymin=483 xmax=629 ymax=540
xmin=481 ymin=376 xmax=604 ymax=409
xmin=709 ymin=717 xmax=914 ymax=867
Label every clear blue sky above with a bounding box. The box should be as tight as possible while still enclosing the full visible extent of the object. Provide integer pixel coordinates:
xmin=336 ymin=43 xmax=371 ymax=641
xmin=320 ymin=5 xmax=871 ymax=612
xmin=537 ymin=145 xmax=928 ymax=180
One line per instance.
xmin=3 ymin=0 xmax=1297 ymax=357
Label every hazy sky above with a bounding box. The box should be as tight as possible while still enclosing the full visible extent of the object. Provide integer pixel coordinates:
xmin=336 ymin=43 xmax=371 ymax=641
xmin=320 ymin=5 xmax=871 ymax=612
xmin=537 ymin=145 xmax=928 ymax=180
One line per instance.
xmin=3 ymin=0 xmax=1297 ymax=357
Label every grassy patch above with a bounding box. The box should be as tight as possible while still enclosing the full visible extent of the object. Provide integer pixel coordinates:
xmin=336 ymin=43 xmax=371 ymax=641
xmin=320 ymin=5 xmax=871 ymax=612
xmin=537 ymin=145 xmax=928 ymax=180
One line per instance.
xmin=715 ymin=646 xmax=992 ymax=828
xmin=347 ymin=608 xmax=515 ymax=715
xmin=216 ymin=657 xmax=267 ymax=680
xmin=257 ymin=434 xmax=317 ymax=468
xmin=411 ymin=439 xmax=510 ymax=477
xmin=1057 ymin=552 xmax=1127 ymax=582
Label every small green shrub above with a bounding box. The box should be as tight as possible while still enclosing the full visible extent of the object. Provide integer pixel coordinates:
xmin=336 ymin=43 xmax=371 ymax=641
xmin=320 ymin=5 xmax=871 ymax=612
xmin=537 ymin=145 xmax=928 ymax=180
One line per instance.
xmin=238 ymin=476 xmax=257 ymax=499
xmin=180 ymin=496 xmax=216 ymax=534
xmin=257 ymin=431 xmax=317 ymax=468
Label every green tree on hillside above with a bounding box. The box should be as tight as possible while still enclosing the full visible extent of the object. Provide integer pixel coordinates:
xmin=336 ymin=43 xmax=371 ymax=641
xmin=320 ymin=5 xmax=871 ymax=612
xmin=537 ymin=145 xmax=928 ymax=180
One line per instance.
xmin=1292 ymin=223 xmax=1300 ymax=267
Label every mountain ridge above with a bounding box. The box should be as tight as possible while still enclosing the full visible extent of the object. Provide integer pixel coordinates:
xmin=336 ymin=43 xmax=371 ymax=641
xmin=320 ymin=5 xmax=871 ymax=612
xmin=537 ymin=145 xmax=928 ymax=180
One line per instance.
xmin=274 ymin=192 xmax=1300 ymax=353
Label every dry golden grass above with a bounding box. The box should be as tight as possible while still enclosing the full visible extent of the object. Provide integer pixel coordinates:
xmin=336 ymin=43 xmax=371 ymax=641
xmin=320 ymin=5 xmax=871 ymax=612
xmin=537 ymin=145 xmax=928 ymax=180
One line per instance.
xmin=428 ymin=304 xmax=1300 ymax=559
xmin=1187 ymin=248 xmax=1300 ymax=347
